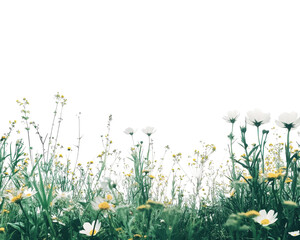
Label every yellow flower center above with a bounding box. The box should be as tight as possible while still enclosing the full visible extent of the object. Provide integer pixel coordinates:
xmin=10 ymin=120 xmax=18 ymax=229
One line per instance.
xmin=89 ymin=229 xmax=97 ymax=236
xmin=11 ymin=194 xmax=22 ymax=203
xmin=106 ymin=194 xmax=113 ymax=201
xmin=260 ymin=219 xmax=270 ymax=225
xmin=98 ymin=201 xmax=110 ymax=210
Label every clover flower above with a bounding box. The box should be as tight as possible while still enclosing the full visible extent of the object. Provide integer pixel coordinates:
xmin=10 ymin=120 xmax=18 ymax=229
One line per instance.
xmin=289 ymin=230 xmax=300 ymax=237
xmin=79 ymin=220 xmax=101 ymax=236
xmin=223 ymin=110 xmax=239 ymax=123
xmin=275 ymin=112 xmax=300 ymax=131
xmin=142 ymin=126 xmax=156 ymax=136
xmin=254 ymin=209 xmax=277 ymax=226
xmin=247 ymin=109 xmax=270 ymax=127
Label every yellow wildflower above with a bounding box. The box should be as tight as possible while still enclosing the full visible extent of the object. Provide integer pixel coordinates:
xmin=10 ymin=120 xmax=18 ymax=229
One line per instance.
xmin=243 ymin=210 xmax=260 ymax=218
xmin=137 ymin=204 xmax=151 ymax=211
xmin=11 ymin=193 xmax=23 ymax=203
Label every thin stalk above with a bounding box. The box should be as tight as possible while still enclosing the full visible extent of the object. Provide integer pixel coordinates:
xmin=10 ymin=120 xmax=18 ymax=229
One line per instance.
xmin=46 ymin=101 xmax=59 ymax=162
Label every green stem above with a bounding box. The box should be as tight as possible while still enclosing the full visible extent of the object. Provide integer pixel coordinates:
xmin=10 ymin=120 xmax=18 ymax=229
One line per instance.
xmin=91 ymin=211 xmax=100 ymax=239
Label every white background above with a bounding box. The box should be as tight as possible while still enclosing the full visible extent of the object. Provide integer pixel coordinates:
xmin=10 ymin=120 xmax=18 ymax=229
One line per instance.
xmin=1 ymin=1 xmax=300 ymax=165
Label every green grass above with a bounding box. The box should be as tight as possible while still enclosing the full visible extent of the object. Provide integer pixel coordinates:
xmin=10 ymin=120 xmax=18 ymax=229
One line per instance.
xmin=0 ymin=95 xmax=299 ymax=240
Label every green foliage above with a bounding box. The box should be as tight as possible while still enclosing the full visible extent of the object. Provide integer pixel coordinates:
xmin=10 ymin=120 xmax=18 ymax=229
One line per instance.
xmin=1 ymin=96 xmax=300 ymax=239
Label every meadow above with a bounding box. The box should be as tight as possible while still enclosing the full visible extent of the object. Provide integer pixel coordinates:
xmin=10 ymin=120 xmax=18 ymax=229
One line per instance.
xmin=0 ymin=93 xmax=299 ymax=240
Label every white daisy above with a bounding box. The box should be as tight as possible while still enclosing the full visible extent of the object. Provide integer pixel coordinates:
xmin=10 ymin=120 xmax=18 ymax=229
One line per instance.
xmin=247 ymin=109 xmax=270 ymax=127
xmin=124 ymin=127 xmax=136 ymax=135
xmin=223 ymin=110 xmax=239 ymax=123
xmin=142 ymin=126 xmax=156 ymax=136
xmin=91 ymin=196 xmax=114 ymax=211
xmin=79 ymin=220 xmax=101 ymax=236
xmin=275 ymin=112 xmax=300 ymax=130
xmin=289 ymin=230 xmax=300 ymax=237
xmin=23 ymin=188 xmax=37 ymax=199
xmin=254 ymin=209 xmax=277 ymax=226
xmin=55 ymin=189 xmax=72 ymax=199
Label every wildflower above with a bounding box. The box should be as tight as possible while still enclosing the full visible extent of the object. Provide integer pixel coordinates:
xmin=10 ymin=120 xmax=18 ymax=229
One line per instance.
xmin=67 ymin=147 xmax=71 ymax=151
xmin=79 ymin=220 xmax=101 ymax=236
xmin=266 ymin=172 xmax=281 ymax=181
xmin=0 ymin=227 xmax=4 ymax=233
xmin=23 ymin=188 xmax=37 ymax=199
xmin=10 ymin=193 xmax=23 ymax=204
xmin=149 ymin=175 xmax=155 ymax=179
xmin=55 ymin=190 xmax=72 ymax=199
xmin=254 ymin=209 xmax=277 ymax=226
xmin=243 ymin=210 xmax=260 ymax=218
xmin=223 ymin=110 xmax=239 ymax=123
xmin=244 ymin=175 xmax=253 ymax=180
xmin=146 ymin=200 xmax=164 ymax=209
xmin=91 ymin=196 xmax=114 ymax=211
xmin=285 ymin=177 xmax=292 ymax=183
xmin=137 ymin=204 xmax=151 ymax=211
xmin=289 ymin=230 xmax=300 ymax=237
xmin=142 ymin=127 xmax=156 ymax=136
xmin=124 ymin=127 xmax=136 ymax=135
xmin=247 ymin=109 xmax=270 ymax=127
xmin=275 ymin=112 xmax=300 ymax=131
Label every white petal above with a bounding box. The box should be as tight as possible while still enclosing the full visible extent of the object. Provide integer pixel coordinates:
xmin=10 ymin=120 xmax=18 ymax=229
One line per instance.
xmin=83 ymin=222 xmax=92 ymax=231
xmin=79 ymin=230 xmax=88 ymax=235
xmin=259 ymin=209 xmax=267 ymax=217
xmin=275 ymin=120 xmax=285 ymax=128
